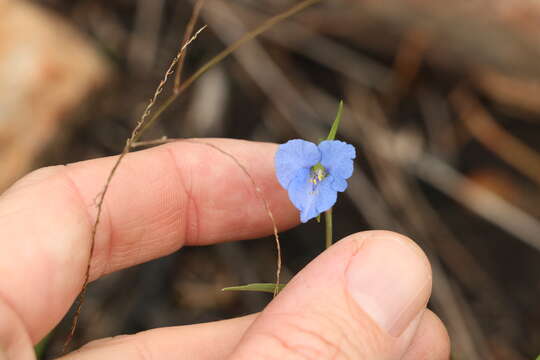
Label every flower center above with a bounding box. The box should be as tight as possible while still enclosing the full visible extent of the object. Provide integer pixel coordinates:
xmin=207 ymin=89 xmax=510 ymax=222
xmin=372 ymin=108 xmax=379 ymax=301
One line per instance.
xmin=310 ymin=163 xmax=327 ymax=186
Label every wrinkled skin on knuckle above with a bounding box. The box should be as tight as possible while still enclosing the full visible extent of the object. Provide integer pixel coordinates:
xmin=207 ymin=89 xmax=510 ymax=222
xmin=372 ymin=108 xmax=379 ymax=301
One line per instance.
xmin=252 ymin=310 xmax=371 ymax=360
xmin=250 ymin=329 xmax=340 ymax=360
xmin=341 ymin=293 xmax=389 ymax=355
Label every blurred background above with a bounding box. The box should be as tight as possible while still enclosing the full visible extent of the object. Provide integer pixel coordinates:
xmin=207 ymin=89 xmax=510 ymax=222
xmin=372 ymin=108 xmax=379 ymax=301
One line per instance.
xmin=1 ymin=0 xmax=540 ymax=358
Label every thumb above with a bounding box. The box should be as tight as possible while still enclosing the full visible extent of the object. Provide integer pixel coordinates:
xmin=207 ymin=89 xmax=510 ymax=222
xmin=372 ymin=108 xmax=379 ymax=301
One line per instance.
xmin=229 ymin=230 xmax=433 ymax=360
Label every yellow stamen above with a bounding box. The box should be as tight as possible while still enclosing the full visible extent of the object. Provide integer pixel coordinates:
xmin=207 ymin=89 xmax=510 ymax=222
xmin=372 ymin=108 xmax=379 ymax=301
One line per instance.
xmin=310 ymin=165 xmax=327 ymax=186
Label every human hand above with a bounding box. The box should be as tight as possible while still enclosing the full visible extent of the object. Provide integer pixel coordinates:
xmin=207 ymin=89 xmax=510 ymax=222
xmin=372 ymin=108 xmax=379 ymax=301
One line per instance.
xmin=0 ymin=139 xmax=449 ymax=359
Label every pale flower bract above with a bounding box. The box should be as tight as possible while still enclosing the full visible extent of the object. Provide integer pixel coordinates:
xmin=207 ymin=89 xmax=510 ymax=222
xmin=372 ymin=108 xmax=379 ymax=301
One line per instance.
xmin=275 ymin=139 xmax=356 ymax=222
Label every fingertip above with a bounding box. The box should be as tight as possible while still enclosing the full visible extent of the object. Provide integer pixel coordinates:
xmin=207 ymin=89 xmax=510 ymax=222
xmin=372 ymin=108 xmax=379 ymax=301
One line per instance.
xmin=344 ymin=230 xmax=432 ymax=338
xmin=230 ymin=230 xmax=434 ymax=359
xmin=401 ymin=310 xmax=451 ymax=360
xmin=341 ymin=230 xmax=431 ymax=272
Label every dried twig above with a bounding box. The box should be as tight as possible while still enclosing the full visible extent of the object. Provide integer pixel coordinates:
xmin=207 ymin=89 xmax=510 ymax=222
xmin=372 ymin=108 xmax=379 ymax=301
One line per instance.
xmin=174 ymin=0 xmax=206 ymax=91
xmin=224 ymin=3 xmax=389 ymax=90
xmin=139 ymin=0 xmax=323 ymax=139
xmin=130 ymin=26 xmax=207 ymax=144
xmin=186 ymin=140 xmax=282 ymax=296
xmin=202 ymin=0 xmax=321 ymax=138
xmin=415 ymin=154 xmax=540 ymax=252
xmin=387 ymin=29 xmax=430 ymax=106
xmin=63 ymin=0 xmax=321 ymax=351
xmin=132 ymin=137 xmax=282 ymax=295
xmin=451 ymin=87 xmax=540 ymax=187
xmin=62 ymin=26 xmax=207 ymax=353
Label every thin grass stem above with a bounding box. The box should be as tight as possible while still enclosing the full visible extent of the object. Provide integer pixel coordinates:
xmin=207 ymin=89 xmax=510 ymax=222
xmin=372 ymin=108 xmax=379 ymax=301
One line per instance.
xmin=325 ymin=208 xmax=333 ymax=249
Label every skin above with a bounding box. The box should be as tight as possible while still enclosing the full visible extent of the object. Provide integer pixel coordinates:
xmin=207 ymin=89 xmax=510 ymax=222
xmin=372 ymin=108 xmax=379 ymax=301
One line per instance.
xmin=0 ymin=139 xmax=450 ymax=359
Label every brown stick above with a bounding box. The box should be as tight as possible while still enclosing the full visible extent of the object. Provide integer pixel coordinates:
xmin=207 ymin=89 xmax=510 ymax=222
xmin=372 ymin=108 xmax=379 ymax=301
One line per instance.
xmin=62 ymin=27 xmax=207 ymax=354
xmin=451 ymin=87 xmax=540 ymax=187
xmin=62 ymin=0 xmax=322 ymax=349
xmin=174 ymin=0 xmax=206 ymax=92
xmin=132 ymin=137 xmax=283 ymax=295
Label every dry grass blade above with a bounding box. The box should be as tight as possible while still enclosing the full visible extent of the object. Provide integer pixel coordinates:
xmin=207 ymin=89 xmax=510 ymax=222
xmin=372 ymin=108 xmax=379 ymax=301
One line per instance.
xmin=451 ymin=87 xmax=540 ymax=187
xmin=132 ymin=138 xmax=282 ymax=296
xmin=138 ymin=0 xmax=324 ymax=139
xmin=174 ymin=0 xmax=206 ymax=91
xmin=62 ymin=26 xmax=207 ymax=353
xmin=186 ymin=140 xmax=282 ymax=297
xmin=203 ymin=0 xmax=321 ymax=138
xmin=388 ymin=29 xmax=430 ymax=106
xmin=130 ymin=25 xmax=207 ymax=143
xmin=415 ymin=154 xmax=540 ymax=252
xmin=63 ymin=0 xmax=322 ymax=351
xmin=225 ymin=3 xmax=389 ymax=90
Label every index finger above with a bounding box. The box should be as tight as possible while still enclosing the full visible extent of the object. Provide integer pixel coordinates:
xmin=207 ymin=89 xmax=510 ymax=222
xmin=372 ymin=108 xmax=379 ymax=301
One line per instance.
xmin=0 ymin=138 xmax=298 ymax=342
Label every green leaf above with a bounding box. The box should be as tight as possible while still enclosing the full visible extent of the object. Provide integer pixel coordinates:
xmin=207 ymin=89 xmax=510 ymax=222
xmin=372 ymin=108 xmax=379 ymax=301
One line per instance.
xmin=535 ymin=355 xmax=540 ymax=360
xmin=222 ymin=283 xmax=286 ymax=294
xmin=326 ymin=100 xmax=344 ymax=141
xmin=34 ymin=332 xmax=52 ymax=359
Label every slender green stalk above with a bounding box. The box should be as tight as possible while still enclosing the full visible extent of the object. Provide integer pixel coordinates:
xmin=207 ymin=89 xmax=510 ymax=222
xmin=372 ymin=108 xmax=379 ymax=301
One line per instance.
xmin=222 ymin=283 xmax=286 ymax=294
xmin=326 ymin=100 xmax=343 ymax=141
xmin=323 ymin=100 xmax=342 ymax=249
xmin=35 ymin=332 xmax=52 ymax=359
xmin=325 ymin=208 xmax=333 ymax=248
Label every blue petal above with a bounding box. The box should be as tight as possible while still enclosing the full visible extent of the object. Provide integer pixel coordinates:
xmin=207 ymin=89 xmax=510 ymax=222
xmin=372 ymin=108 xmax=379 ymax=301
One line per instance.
xmin=319 ymin=140 xmax=356 ymax=180
xmin=275 ymin=139 xmax=320 ymax=189
xmin=314 ymin=177 xmax=338 ymax=214
xmin=287 ymin=169 xmax=337 ymax=223
xmin=331 ymin=176 xmax=348 ymax=192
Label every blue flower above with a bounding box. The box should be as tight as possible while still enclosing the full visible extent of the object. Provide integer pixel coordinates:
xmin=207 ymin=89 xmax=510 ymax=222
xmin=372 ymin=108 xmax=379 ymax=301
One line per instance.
xmin=275 ymin=139 xmax=356 ymax=223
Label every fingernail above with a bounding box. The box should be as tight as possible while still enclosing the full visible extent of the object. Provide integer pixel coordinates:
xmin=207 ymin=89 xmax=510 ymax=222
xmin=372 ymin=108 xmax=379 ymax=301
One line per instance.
xmin=346 ymin=234 xmax=431 ymax=337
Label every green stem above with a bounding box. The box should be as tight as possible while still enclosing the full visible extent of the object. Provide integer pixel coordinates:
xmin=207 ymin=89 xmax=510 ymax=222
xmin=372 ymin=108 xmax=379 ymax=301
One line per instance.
xmin=35 ymin=332 xmax=52 ymax=358
xmin=325 ymin=208 xmax=333 ymax=249
xmin=326 ymin=100 xmax=343 ymax=141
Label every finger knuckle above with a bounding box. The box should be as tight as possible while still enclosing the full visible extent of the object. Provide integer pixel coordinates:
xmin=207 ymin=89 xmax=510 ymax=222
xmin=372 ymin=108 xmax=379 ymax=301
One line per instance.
xmin=256 ymin=312 xmax=356 ymax=360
